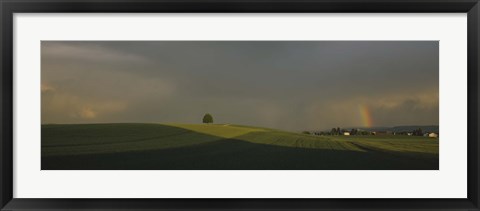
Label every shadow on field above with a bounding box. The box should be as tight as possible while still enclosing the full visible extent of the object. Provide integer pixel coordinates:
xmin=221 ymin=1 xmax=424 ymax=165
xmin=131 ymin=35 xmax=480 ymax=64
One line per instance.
xmin=42 ymin=125 xmax=439 ymax=170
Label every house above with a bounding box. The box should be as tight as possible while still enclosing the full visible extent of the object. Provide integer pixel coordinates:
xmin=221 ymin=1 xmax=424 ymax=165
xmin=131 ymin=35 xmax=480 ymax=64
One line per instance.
xmin=428 ymin=132 xmax=438 ymax=138
xmin=343 ymin=132 xmax=350 ymax=136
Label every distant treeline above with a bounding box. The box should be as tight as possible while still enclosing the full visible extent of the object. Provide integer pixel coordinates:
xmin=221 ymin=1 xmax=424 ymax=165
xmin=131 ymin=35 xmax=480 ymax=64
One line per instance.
xmin=307 ymin=128 xmax=372 ymax=136
xmin=302 ymin=125 xmax=439 ymax=136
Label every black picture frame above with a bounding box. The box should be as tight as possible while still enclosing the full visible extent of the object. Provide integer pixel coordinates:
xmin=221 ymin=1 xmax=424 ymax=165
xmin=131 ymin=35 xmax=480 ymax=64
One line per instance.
xmin=1 ymin=0 xmax=479 ymax=210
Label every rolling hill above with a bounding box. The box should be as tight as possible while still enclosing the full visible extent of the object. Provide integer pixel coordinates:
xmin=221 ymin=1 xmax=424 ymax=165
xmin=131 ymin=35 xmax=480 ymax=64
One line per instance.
xmin=41 ymin=123 xmax=439 ymax=170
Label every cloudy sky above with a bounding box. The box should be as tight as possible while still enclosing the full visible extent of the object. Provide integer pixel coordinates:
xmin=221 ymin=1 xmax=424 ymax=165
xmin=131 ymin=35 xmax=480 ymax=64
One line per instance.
xmin=41 ymin=41 xmax=438 ymax=131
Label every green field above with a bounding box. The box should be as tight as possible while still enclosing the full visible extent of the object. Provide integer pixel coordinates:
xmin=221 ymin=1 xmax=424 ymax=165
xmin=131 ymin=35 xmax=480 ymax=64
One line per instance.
xmin=41 ymin=123 xmax=439 ymax=170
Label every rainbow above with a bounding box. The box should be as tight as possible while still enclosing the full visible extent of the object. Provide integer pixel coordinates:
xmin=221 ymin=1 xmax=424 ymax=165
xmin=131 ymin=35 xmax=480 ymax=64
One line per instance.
xmin=359 ymin=104 xmax=373 ymax=128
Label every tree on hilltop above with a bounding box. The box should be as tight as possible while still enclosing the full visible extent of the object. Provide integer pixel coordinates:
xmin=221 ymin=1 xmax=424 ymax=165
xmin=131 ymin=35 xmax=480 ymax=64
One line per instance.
xmin=202 ymin=113 xmax=213 ymax=124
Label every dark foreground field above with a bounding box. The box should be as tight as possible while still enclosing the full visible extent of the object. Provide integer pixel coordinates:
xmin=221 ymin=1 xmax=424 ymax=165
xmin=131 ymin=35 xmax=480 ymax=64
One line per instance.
xmin=41 ymin=123 xmax=439 ymax=170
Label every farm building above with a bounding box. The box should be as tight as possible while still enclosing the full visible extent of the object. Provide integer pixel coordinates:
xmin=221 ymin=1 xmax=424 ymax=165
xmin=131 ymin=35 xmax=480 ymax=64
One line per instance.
xmin=343 ymin=132 xmax=350 ymax=136
xmin=427 ymin=132 xmax=438 ymax=138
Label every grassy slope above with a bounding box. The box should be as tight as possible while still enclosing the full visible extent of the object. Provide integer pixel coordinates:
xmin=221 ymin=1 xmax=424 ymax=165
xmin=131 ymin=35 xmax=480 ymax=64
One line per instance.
xmin=42 ymin=123 xmax=439 ymax=170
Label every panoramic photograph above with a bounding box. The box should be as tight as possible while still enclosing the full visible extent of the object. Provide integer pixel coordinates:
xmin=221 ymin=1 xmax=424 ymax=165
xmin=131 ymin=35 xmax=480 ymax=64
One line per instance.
xmin=41 ymin=41 xmax=439 ymax=170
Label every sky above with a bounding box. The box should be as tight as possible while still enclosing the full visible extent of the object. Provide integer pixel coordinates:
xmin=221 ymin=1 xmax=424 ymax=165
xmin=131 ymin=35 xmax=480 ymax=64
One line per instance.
xmin=41 ymin=41 xmax=439 ymax=131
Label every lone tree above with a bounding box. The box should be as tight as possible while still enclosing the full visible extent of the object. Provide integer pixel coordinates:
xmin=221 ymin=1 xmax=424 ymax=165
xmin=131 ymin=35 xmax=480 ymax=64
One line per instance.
xmin=202 ymin=113 xmax=213 ymax=124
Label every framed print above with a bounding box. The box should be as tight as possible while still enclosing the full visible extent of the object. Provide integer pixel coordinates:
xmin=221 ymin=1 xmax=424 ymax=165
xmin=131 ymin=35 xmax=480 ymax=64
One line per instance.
xmin=40 ymin=40 xmax=440 ymax=171
xmin=1 ymin=0 xmax=479 ymax=210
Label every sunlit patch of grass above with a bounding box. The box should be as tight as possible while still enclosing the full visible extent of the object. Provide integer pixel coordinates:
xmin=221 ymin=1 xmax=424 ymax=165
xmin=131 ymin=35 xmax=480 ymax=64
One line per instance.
xmin=167 ymin=123 xmax=265 ymax=138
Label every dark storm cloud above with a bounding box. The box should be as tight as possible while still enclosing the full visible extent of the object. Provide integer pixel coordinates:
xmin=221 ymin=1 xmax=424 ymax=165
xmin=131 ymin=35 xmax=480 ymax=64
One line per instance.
xmin=41 ymin=41 xmax=438 ymax=131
